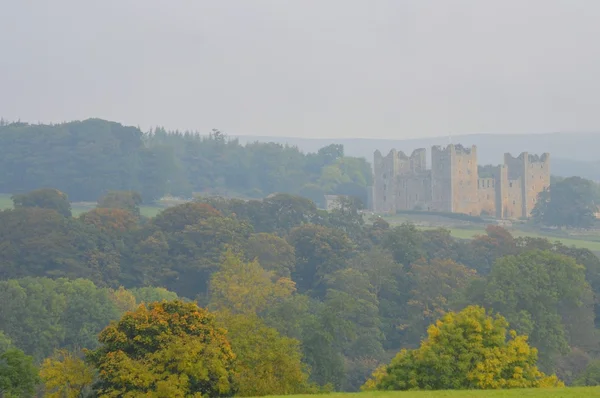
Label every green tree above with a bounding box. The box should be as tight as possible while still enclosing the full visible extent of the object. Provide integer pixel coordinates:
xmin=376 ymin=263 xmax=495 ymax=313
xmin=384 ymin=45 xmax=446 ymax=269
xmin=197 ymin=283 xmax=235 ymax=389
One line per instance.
xmin=217 ymin=312 xmax=314 ymax=396
xmin=0 ymin=348 xmax=39 ymax=397
xmin=574 ymin=359 xmax=600 ymax=386
xmin=129 ymin=287 xmax=179 ymax=305
xmin=402 ymin=258 xmax=480 ymax=345
xmin=532 ymin=176 xmax=598 ymax=228
xmin=244 ymin=233 xmax=296 ymax=278
xmin=483 ymin=250 xmax=597 ymax=369
xmin=367 ymin=306 xmax=563 ymax=391
xmin=87 ymin=300 xmax=236 ymax=397
xmin=288 ymin=224 xmax=354 ymax=295
xmin=0 ymin=278 xmax=123 ymax=361
xmin=12 ymin=188 xmax=72 ymax=217
xmin=382 ymin=223 xmax=425 ymax=267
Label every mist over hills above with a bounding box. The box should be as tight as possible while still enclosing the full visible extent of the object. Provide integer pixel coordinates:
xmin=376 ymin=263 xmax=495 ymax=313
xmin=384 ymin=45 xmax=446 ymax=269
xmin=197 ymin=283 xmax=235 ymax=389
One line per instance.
xmin=235 ymin=132 xmax=600 ymax=181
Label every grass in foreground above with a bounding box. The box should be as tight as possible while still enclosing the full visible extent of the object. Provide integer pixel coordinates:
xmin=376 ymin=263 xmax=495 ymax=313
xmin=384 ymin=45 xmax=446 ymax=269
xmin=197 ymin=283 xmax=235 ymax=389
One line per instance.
xmin=270 ymin=386 xmax=600 ymax=397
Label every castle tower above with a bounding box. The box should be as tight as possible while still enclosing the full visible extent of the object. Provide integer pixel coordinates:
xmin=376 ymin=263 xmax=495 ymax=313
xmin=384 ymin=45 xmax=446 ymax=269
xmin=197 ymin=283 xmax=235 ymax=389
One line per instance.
xmin=503 ymin=152 xmax=550 ymax=218
xmin=431 ymin=144 xmax=479 ymax=215
xmin=373 ymin=148 xmax=429 ymax=213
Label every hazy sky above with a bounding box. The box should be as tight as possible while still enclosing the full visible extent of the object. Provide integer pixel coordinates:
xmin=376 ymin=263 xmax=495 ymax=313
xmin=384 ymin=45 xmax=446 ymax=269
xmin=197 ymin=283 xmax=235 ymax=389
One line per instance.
xmin=2 ymin=1 xmax=600 ymax=139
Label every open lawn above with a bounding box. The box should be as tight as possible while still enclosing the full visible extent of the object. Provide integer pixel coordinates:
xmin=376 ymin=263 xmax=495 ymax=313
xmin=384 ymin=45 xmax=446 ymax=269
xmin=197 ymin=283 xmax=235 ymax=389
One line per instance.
xmin=382 ymin=214 xmax=600 ymax=252
xmin=0 ymin=194 xmax=165 ymax=218
xmin=270 ymin=387 xmax=600 ymax=397
xmin=423 ymin=226 xmax=600 ymax=252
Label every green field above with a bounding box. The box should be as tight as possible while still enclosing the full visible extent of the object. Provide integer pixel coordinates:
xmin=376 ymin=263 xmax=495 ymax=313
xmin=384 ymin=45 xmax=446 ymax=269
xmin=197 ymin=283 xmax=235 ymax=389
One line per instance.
xmin=382 ymin=214 xmax=600 ymax=252
xmin=0 ymin=194 xmax=165 ymax=218
xmin=270 ymin=387 xmax=600 ymax=397
xmin=422 ymin=226 xmax=600 ymax=252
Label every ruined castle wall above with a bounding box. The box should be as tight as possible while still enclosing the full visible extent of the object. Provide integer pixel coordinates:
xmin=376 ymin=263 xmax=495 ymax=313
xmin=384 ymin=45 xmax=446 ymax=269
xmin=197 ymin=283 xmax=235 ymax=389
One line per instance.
xmin=451 ymin=145 xmax=479 ymax=215
xmin=504 ymin=178 xmax=524 ymax=219
xmin=373 ymin=148 xmax=430 ymax=213
xmin=478 ymin=178 xmax=496 ymax=216
xmin=503 ymin=152 xmax=550 ymax=218
xmin=373 ymin=150 xmax=397 ymax=213
xmin=396 ymin=172 xmax=431 ymax=211
xmin=523 ymin=153 xmax=550 ymax=217
xmin=431 ymin=146 xmax=453 ymax=212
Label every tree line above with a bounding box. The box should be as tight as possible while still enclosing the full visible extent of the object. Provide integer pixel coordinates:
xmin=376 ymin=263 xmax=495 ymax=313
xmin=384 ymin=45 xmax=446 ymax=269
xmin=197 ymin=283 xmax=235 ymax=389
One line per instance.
xmin=0 ymin=119 xmax=372 ymax=206
xmin=3 ymin=188 xmax=600 ymax=395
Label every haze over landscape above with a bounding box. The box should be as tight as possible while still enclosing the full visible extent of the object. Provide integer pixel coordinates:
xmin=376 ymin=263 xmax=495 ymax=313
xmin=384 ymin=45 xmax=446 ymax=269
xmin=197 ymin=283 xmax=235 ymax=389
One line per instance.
xmin=6 ymin=2 xmax=600 ymax=397
xmin=3 ymin=0 xmax=600 ymax=140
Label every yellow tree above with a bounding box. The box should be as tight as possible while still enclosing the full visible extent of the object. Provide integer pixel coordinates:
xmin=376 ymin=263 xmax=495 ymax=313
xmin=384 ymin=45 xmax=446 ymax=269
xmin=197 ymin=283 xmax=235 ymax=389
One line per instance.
xmin=209 ymin=250 xmax=295 ymax=315
xmin=365 ymin=305 xmax=563 ymax=391
xmin=209 ymin=251 xmax=313 ymax=396
xmin=40 ymin=349 xmax=95 ymax=398
xmin=219 ymin=312 xmax=314 ymax=396
xmin=87 ymin=300 xmax=236 ymax=397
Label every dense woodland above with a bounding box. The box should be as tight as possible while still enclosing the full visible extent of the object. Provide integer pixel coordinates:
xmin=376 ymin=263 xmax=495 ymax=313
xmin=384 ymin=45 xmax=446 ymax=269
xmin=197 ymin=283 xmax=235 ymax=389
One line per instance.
xmin=1 ymin=186 xmax=600 ymax=396
xmin=2 ymin=119 xmax=600 ymax=395
xmin=0 ymin=119 xmax=372 ymax=207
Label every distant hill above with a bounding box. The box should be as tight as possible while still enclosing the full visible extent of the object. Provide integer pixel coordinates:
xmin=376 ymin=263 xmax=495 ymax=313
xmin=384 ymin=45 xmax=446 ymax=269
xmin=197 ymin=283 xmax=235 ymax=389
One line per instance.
xmin=234 ymin=132 xmax=600 ymax=181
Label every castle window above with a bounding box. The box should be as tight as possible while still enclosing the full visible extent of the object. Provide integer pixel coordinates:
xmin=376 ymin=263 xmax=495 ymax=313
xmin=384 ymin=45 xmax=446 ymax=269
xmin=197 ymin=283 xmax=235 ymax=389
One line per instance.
xmin=383 ymin=195 xmax=387 ymax=202
xmin=487 ymin=180 xmax=490 ymax=188
xmin=513 ymin=200 xmax=516 ymax=205
xmin=487 ymin=194 xmax=490 ymax=200
xmin=509 ymin=182 xmax=513 ymax=188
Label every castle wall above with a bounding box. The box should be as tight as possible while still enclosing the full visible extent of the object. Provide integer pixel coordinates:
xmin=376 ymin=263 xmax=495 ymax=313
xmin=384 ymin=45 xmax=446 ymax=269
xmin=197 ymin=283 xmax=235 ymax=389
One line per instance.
xmin=504 ymin=178 xmax=524 ymax=219
xmin=396 ymin=172 xmax=431 ymax=211
xmin=523 ymin=153 xmax=550 ymax=217
xmin=451 ymin=145 xmax=479 ymax=215
xmin=431 ymin=146 xmax=453 ymax=212
xmin=373 ymin=145 xmax=550 ymax=219
xmin=478 ymin=178 xmax=496 ymax=216
xmin=503 ymin=152 xmax=550 ymax=218
xmin=373 ymin=148 xmax=429 ymax=213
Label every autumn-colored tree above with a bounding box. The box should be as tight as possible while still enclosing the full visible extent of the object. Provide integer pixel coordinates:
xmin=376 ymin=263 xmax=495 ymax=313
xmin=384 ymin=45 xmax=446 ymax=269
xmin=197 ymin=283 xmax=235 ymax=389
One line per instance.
xmin=217 ymin=312 xmax=314 ymax=396
xmin=40 ymin=349 xmax=95 ymax=398
xmin=365 ymin=305 xmax=563 ymax=391
xmin=79 ymin=208 xmax=137 ymax=234
xmin=108 ymin=286 xmax=138 ymax=313
xmin=209 ymin=250 xmax=295 ymax=315
xmin=87 ymin=300 xmax=236 ymax=397
xmin=12 ymin=187 xmax=72 ymax=217
xmin=97 ymin=190 xmax=142 ymax=218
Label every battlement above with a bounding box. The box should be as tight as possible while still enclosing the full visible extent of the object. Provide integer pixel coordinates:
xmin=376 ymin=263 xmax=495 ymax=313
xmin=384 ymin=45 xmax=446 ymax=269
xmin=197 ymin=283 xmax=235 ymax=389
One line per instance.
xmin=432 ymin=144 xmax=476 ymax=155
xmin=504 ymin=152 xmax=550 ymax=163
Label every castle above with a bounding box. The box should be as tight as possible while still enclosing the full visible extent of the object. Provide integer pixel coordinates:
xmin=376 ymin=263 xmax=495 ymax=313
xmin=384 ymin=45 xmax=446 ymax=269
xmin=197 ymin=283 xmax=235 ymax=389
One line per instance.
xmin=372 ymin=144 xmax=550 ymax=219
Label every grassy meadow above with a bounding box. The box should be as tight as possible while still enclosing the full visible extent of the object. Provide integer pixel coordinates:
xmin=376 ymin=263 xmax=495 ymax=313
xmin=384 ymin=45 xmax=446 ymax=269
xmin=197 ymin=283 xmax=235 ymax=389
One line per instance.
xmin=0 ymin=193 xmax=165 ymax=218
xmin=272 ymin=387 xmax=600 ymax=397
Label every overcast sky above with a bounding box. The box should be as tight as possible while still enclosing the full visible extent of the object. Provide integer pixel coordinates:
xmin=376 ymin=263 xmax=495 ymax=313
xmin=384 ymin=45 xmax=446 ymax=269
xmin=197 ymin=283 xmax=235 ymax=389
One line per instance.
xmin=1 ymin=1 xmax=599 ymax=139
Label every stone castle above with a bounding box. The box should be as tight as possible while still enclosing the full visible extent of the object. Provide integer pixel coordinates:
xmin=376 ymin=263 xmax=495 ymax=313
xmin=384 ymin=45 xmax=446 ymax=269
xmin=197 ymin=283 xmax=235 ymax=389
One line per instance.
xmin=372 ymin=144 xmax=550 ymax=219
